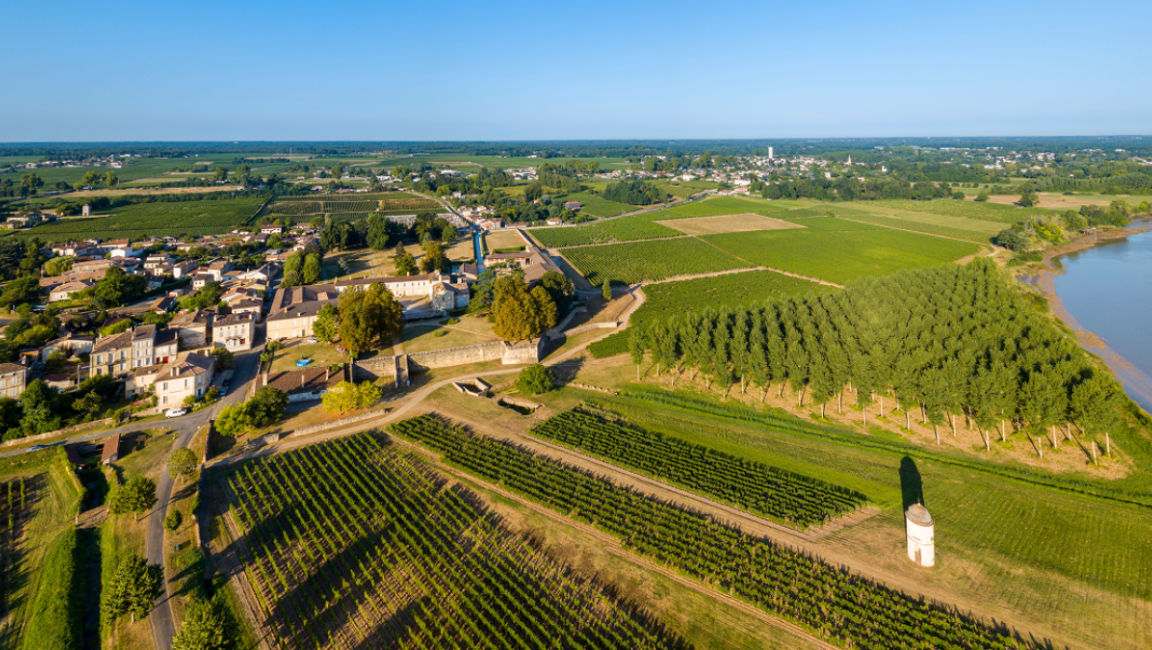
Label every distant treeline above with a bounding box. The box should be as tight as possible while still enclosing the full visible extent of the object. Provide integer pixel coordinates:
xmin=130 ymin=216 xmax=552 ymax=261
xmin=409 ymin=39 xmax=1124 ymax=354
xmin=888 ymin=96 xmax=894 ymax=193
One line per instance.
xmin=603 ymin=180 xmax=668 ymax=205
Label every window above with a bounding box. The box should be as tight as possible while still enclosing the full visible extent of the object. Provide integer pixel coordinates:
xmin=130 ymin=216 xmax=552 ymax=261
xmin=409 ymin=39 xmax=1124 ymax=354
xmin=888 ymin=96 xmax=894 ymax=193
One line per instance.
xmin=163 ymin=382 xmax=168 ymax=391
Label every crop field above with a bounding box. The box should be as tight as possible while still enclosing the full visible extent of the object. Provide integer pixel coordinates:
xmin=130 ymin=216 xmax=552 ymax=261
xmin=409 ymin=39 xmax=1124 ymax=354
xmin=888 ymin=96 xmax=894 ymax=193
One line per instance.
xmin=0 ymin=477 xmax=29 ymax=615
xmin=643 ymin=197 xmax=786 ymax=220
xmin=562 ymin=237 xmax=751 ymax=285
xmin=654 ymin=181 xmax=719 ymax=198
xmin=589 ymin=270 xmax=831 ymax=357
xmin=873 ymin=199 xmax=1049 ymax=224
xmin=390 ymin=415 xmax=1043 ymax=650
xmin=839 ymin=214 xmax=995 ymax=243
xmin=228 ymin=433 xmax=685 ymax=650
xmin=531 ymin=408 xmax=867 ymax=527
xmin=527 ymin=217 xmax=681 ymax=248
xmin=655 ymin=214 xmax=802 ymax=236
xmin=265 ymin=193 xmax=440 ymax=218
xmin=554 ymin=192 xmax=640 ymax=218
xmin=9 ymin=196 xmax=267 ymax=242
xmin=703 ymin=229 xmax=980 ymax=285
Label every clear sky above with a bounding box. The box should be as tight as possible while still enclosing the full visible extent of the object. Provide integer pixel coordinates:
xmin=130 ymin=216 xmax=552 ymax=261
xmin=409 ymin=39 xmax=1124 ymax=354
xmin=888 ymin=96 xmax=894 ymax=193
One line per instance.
xmin=5 ymin=0 xmax=1150 ymax=141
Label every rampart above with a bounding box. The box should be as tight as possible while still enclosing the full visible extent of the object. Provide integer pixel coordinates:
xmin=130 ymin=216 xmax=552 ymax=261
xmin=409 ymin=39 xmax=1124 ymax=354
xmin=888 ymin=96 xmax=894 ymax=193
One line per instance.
xmin=352 ymin=338 xmax=543 ymax=385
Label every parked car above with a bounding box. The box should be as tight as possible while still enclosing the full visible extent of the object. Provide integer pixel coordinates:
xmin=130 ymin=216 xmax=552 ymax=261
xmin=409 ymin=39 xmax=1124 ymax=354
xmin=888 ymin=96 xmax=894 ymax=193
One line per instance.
xmin=165 ymin=408 xmax=188 ymax=418
xmin=307 ymin=337 xmax=318 ymax=343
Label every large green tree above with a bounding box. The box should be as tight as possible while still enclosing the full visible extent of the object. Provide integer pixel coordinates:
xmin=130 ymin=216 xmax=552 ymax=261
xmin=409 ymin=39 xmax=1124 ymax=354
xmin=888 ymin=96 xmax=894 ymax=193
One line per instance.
xmin=493 ymin=280 xmax=557 ymax=342
xmin=109 ymin=477 xmax=157 ymax=522
xmin=337 ymin=284 xmax=404 ymax=355
xmin=101 ymin=554 xmax=161 ymax=623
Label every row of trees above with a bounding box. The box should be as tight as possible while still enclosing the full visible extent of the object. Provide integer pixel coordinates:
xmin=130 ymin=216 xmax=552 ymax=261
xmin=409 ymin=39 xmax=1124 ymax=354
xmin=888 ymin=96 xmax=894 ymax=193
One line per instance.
xmin=628 ymin=260 xmax=1124 ymax=446
xmin=602 ymin=180 xmax=668 ymax=205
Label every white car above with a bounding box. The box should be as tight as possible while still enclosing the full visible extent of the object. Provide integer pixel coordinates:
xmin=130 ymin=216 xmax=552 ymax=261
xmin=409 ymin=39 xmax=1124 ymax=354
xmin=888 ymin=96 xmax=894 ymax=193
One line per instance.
xmin=165 ymin=408 xmax=188 ymax=418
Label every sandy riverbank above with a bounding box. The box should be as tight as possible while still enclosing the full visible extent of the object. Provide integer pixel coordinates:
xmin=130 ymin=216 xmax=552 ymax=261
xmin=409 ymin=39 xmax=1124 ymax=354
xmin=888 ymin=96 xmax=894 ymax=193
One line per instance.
xmin=1024 ymin=221 xmax=1152 ymax=413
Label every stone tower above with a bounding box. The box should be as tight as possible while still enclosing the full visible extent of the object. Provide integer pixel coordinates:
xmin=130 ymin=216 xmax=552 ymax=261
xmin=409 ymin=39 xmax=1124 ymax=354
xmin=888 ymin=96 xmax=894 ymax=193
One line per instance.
xmin=905 ymin=503 xmax=935 ymax=567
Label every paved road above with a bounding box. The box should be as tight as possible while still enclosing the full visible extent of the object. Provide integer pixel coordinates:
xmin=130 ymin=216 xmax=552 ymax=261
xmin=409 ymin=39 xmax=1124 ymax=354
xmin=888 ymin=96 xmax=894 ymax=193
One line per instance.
xmin=146 ymin=347 xmax=262 ymax=650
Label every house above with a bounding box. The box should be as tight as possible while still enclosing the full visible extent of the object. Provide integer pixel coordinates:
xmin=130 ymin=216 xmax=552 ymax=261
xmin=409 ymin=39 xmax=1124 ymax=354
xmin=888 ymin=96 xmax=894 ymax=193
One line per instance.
xmin=171 ymin=260 xmax=199 ymax=279
xmin=101 ymin=433 xmax=121 ymax=465
xmin=0 ymin=363 xmax=28 ymax=399
xmin=260 ymin=225 xmax=283 ymax=235
xmin=564 ymin=201 xmax=582 ymax=211
xmin=144 ymin=255 xmax=172 ymax=272
xmin=546 ymin=218 xmax=562 ymax=226
xmin=170 ymin=310 xmax=213 ymax=349
xmin=49 ymin=281 xmax=92 ymax=302
xmin=212 ymin=312 xmax=256 ymax=351
xmin=483 ymin=246 xmax=563 ymax=284
xmin=191 ymin=272 xmax=214 ymax=289
xmin=260 ymin=367 xmax=342 ymax=402
xmin=89 ymin=324 xmax=178 ymax=377
xmin=266 ymin=285 xmax=340 ymax=340
xmin=42 ymin=334 xmax=95 ymax=358
xmin=152 ymin=352 xmax=215 ymax=407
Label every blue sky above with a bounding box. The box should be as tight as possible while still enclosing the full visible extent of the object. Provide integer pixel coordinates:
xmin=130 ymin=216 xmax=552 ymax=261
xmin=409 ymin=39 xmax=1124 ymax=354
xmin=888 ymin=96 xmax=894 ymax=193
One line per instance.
xmin=4 ymin=0 xmax=1150 ymax=141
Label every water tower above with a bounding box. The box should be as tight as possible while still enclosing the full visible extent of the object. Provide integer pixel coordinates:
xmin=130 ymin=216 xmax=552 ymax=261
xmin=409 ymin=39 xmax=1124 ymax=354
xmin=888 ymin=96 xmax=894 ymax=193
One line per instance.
xmin=905 ymin=503 xmax=935 ymax=567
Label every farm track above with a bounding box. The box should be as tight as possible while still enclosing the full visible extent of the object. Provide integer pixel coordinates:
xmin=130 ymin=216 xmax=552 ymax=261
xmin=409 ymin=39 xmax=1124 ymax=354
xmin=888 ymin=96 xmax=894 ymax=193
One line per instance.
xmin=384 ymin=432 xmax=842 ymax=650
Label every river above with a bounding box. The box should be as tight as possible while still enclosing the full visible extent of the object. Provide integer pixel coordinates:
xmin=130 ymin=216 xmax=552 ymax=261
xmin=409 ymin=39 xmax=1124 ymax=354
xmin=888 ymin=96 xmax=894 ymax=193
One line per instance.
xmin=1051 ymin=228 xmax=1152 ymax=411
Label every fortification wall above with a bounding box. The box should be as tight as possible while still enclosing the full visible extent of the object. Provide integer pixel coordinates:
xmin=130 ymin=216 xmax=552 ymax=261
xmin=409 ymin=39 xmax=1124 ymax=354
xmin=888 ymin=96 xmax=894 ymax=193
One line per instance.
xmin=351 ymin=338 xmax=543 ymax=382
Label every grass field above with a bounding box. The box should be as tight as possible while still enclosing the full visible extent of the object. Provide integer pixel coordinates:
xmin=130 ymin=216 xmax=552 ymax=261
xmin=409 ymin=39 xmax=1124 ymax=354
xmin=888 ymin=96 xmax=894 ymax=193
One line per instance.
xmin=527 ymin=216 xmax=682 ymax=248
xmin=770 ymin=216 xmax=880 ymax=231
xmin=703 ymin=228 xmax=980 ymax=285
xmin=656 ymin=214 xmax=802 ymax=236
xmin=562 ymin=238 xmax=751 ymax=285
xmin=8 ymin=197 xmax=267 ymax=242
xmin=399 ymin=323 xmax=500 ymax=353
xmin=553 ymin=191 xmax=640 ymax=218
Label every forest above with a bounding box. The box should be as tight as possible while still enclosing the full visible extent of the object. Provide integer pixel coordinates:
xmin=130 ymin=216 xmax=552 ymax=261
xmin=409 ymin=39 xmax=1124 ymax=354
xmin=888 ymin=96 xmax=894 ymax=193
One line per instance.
xmin=628 ymin=260 xmax=1125 ymax=446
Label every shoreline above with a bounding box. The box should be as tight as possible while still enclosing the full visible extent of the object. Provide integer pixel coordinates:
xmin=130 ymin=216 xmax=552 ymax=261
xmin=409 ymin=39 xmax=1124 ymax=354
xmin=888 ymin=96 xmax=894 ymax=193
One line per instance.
xmin=1025 ymin=221 xmax=1152 ymax=413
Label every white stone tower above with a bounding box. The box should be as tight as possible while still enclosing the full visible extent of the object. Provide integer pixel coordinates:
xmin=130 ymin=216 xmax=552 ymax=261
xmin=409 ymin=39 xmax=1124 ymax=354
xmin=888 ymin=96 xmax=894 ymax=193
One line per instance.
xmin=82 ymin=203 xmax=90 ymax=217
xmin=768 ymin=146 xmax=774 ymax=161
xmin=905 ymin=503 xmax=935 ymax=567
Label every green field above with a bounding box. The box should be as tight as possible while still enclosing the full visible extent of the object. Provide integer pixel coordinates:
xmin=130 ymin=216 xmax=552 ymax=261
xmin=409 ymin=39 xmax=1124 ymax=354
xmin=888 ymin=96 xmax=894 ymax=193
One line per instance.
xmin=838 ymin=214 xmax=996 ymax=243
xmin=590 ymin=269 xmax=831 ymax=357
xmin=9 ymin=197 xmax=267 ymax=242
xmin=562 ymin=238 xmax=751 ymax=285
xmin=873 ymin=199 xmax=1051 ymax=224
xmin=527 ymin=216 xmax=682 ymax=248
xmin=703 ymin=228 xmax=980 ymax=285
xmin=642 ymin=196 xmax=786 ymax=220
xmin=776 ymin=216 xmax=882 ymax=231
xmin=553 ymin=191 xmax=639 ymax=218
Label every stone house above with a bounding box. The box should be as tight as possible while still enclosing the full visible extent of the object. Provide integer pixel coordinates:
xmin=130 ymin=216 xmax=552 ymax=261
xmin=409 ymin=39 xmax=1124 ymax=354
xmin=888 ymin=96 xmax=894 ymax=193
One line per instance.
xmin=170 ymin=311 xmax=213 ymax=349
xmin=0 ymin=363 xmax=28 ymax=399
xmin=213 ymin=312 xmax=256 ymax=351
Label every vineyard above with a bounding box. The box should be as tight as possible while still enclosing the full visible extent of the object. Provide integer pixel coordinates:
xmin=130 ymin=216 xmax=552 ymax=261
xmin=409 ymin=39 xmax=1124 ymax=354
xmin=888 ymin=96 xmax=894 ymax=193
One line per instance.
xmin=263 ymin=193 xmax=441 ymax=219
xmin=703 ymin=228 xmax=980 ymax=285
xmin=838 ymin=214 xmax=995 ymax=243
xmin=228 ymin=433 xmax=687 ymax=650
xmin=873 ymin=199 xmax=1048 ymax=224
xmin=529 ymin=408 xmax=867 ymax=527
xmin=1 ymin=477 xmax=28 ymax=616
xmin=773 ymin=216 xmax=881 ymax=231
xmin=643 ymin=197 xmax=785 ymax=220
xmin=528 ymin=217 xmax=682 ymax=248
xmin=389 ymin=415 xmax=1041 ymax=650
xmin=562 ymin=238 xmax=751 ymax=285
xmin=589 ymin=270 xmax=831 ymax=357
xmin=10 ymin=197 xmax=267 ymax=242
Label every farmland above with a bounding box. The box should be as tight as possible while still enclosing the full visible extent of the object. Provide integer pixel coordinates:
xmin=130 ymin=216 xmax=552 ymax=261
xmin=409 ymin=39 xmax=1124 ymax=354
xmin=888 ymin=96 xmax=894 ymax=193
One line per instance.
xmin=552 ymin=192 xmax=639 ymax=218
xmin=562 ymin=237 xmax=751 ymax=285
xmin=8 ymin=196 xmax=267 ymax=242
xmin=703 ymin=228 xmax=981 ymax=285
xmin=527 ymin=216 xmax=682 ymax=248
xmin=263 ymin=193 xmax=441 ymax=219
xmin=655 ymin=214 xmax=802 ymax=236
xmin=589 ymin=269 xmax=830 ymax=357
xmin=838 ymin=214 xmax=996 ymax=243
xmin=643 ymin=196 xmax=786 ymax=220
xmin=530 ymin=408 xmax=868 ymax=527
xmin=871 ymin=199 xmax=1050 ymax=224
xmin=228 ymin=433 xmax=685 ymax=650
xmin=390 ymin=414 xmax=1046 ymax=650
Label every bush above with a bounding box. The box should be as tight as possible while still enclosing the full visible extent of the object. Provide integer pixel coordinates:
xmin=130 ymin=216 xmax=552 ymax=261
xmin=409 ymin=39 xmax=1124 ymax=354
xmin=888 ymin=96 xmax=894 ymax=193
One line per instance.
xmin=516 ymin=364 xmax=554 ymax=395
xmin=163 ymin=510 xmax=183 ymax=532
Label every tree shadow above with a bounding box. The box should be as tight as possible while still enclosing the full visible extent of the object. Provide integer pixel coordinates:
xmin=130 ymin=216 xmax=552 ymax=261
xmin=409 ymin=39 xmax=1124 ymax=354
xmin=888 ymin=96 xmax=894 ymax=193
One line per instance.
xmin=899 ymin=456 xmax=924 ymax=511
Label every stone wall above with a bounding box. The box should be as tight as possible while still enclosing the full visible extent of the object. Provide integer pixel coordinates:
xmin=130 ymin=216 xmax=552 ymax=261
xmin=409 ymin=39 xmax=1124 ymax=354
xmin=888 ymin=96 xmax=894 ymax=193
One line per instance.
xmin=352 ymin=339 xmax=543 ymax=383
xmin=0 ymin=417 xmax=117 ymax=448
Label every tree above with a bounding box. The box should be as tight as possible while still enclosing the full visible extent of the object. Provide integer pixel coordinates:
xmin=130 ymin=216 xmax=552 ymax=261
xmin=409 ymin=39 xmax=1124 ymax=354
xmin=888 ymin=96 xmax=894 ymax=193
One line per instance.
xmin=94 ymin=266 xmax=147 ymax=308
xmin=419 ymin=241 xmax=450 ymax=274
xmin=629 ymin=328 xmax=646 ymax=380
xmin=321 ymin=380 xmax=382 ymax=414
xmin=395 ymin=250 xmax=417 ymax=276
xmin=20 ymin=379 xmax=58 ymax=435
xmin=538 ymin=271 xmax=574 ymax=314
xmin=516 ymin=363 xmax=554 ymax=395
xmin=43 ymin=256 xmax=75 ymax=276
xmin=312 ymin=303 xmax=339 ymax=343
xmin=994 ymin=228 xmax=1029 ymax=252
xmin=213 ymin=167 xmax=228 ymax=183
xmin=302 ymin=253 xmax=322 ymax=284
xmin=167 ymin=447 xmax=198 ymax=478
xmin=975 ymin=191 xmax=990 ymax=202
xmin=172 ymin=594 xmax=237 ymax=650
xmin=1018 ymin=190 xmax=1040 ymax=207
xmin=163 ymin=509 xmax=183 ymax=532
xmin=109 ymin=476 xmax=157 ymax=522
xmin=101 ymin=554 xmax=161 ymax=623
xmin=249 ymin=387 xmax=289 ymax=428
xmin=493 ymin=281 xmax=557 ymax=342
xmin=210 ymin=347 xmax=234 ymax=370
xmin=1 ymin=276 xmax=41 ymax=308
xmin=215 ymin=403 xmax=254 ymax=437
xmin=105 ymin=171 xmax=119 ymax=187
xmin=441 ymin=223 xmax=458 ymax=243
xmin=337 ymin=284 xmax=404 ymax=355
xmin=601 ymin=279 xmax=612 ymax=300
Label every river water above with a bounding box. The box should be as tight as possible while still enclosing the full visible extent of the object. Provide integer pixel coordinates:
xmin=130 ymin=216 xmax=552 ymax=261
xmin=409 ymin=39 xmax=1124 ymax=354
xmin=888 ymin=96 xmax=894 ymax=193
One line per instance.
xmin=1052 ymin=228 xmax=1152 ymax=411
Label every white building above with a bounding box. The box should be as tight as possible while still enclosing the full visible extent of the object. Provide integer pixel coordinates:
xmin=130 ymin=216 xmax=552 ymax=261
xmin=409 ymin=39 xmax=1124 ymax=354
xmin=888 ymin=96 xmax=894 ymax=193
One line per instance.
xmin=906 ymin=503 xmax=935 ymax=567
